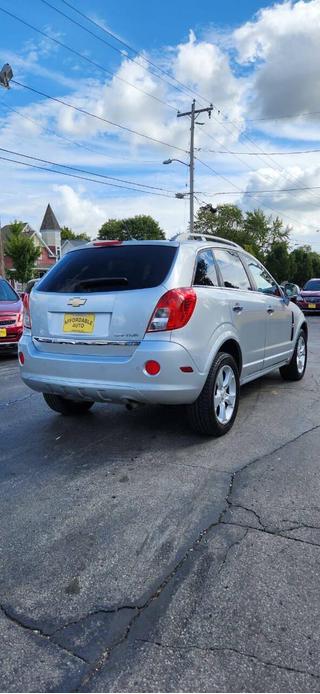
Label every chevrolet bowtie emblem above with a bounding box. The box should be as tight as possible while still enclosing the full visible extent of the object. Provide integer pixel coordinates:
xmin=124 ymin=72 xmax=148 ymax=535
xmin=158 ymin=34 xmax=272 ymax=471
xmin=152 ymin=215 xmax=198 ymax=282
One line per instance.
xmin=67 ymin=298 xmax=87 ymax=307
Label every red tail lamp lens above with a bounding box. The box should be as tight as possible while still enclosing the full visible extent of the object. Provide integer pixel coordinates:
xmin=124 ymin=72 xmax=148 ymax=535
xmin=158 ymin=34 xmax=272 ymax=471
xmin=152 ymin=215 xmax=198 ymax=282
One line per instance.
xmin=145 ymin=360 xmax=161 ymax=375
xmin=147 ymin=288 xmax=197 ymax=332
xmin=18 ymin=352 xmax=25 ymax=365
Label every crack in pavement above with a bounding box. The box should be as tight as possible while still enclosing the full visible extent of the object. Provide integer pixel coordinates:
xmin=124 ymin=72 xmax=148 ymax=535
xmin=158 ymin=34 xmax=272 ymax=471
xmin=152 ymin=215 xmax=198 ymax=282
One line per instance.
xmin=50 ymin=605 xmax=137 ymax=638
xmin=226 ymin=501 xmax=265 ymax=528
xmin=135 ymin=638 xmax=320 ymax=682
xmin=0 ymin=603 xmax=89 ymax=665
xmin=3 ymin=420 xmax=320 ymax=689
xmin=221 ymin=521 xmax=320 ymax=549
xmin=0 ymin=393 xmax=36 ymax=410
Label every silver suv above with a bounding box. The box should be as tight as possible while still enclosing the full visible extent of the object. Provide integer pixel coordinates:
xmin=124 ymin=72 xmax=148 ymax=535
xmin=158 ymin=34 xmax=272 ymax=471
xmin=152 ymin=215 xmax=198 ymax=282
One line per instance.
xmin=19 ymin=235 xmax=307 ymax=436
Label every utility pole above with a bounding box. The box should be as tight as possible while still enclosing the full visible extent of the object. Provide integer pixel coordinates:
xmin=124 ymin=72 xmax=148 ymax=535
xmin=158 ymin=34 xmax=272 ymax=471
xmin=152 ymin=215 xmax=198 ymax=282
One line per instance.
xmin=0 ymin=218 xmax=5 ymax=278
xmin=0 ymin=63 xmax=13 ymax=278
xmin=177 ymin=99 xmax=213 ymax=234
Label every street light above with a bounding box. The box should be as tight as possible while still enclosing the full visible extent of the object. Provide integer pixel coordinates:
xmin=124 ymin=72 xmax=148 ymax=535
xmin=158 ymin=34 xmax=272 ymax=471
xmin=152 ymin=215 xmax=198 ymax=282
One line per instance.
xmin=163 ymin=158 xmax=189 ymax=167
xmin=0 ymin=63 xmax=13 ymax=88
xmin=175 ymin=191 xmax=203 ymax=199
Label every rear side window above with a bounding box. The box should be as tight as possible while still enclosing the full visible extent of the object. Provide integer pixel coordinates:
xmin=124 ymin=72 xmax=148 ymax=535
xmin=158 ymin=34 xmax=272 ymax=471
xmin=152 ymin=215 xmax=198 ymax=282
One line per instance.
xmin=0 ymin=280 xmax=19 ymax=301
xmin=246 ymin=258 xmax=280 ymax=296
xmin=213 ymin=249 xmax=251 ymax=291
xmin=37 ymin=245 xmax=177 ymax=293
xmin=193 ymin=249 xmax=218 ymax=286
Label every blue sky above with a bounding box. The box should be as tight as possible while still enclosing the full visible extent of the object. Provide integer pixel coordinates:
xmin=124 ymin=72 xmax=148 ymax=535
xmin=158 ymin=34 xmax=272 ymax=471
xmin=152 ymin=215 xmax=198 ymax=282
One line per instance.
xmin=0 ymin=0 xmax=320 ymax=247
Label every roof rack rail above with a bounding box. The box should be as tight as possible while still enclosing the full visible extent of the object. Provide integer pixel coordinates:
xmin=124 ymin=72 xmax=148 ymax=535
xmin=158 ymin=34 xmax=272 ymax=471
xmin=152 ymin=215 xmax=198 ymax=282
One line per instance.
xmin=170 ymin=232 xmax=242 ymax=249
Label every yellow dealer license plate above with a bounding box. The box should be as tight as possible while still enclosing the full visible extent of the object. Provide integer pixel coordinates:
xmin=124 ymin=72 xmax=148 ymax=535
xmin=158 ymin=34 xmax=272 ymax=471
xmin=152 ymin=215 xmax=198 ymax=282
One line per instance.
xmin=0 ymin=328 xmax=7 ymax=337
xmin=63 ymin=313 xmax=95 ymax=334
xmin=308 ymin=303 xmax=316 ymax=309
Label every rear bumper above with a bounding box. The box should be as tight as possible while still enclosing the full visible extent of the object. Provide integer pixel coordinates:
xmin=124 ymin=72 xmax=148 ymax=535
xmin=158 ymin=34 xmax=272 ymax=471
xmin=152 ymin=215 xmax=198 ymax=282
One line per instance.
xmin=18 ymin=335 xmax=205 ymax=405
xmin=0 ymin=333 xmax=21 ymax=349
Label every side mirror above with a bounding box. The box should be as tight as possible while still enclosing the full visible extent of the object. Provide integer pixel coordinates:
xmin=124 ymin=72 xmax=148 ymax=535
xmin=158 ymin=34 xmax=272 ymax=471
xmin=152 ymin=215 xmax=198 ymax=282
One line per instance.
xmin=283 ymin=284 xmax=299 ymax=300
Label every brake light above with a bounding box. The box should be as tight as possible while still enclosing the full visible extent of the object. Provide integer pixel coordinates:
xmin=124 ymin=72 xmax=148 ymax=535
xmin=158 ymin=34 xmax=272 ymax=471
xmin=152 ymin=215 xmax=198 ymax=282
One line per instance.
xmin=147 ymin=288 xmax=197 ymax=332
xmin=93 ymin=240 xmax=122 ymax=246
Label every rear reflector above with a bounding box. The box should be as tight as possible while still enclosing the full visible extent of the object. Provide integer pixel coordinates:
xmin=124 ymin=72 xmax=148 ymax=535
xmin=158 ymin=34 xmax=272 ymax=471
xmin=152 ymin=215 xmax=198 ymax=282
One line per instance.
xmin=147 ymin=288 xmax=197 ymax=332
xmin=180 ymin=366 xmax=194 ymax=373
xmin=145 ymin=360 xmax=161 ymax=375
xmin=18 ymin=352 xmax=25 ymax=365
xmin=93 ymin=240 xmax=122 ymax=246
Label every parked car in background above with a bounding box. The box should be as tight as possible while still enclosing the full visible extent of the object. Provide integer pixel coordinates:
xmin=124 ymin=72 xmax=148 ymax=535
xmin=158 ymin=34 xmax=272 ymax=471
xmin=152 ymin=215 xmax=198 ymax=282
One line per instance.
xmin=297 ymin=278 xmax=320 ymax=313
xmin=0 ymin=278 xmax=24 ymax=352
xmin=25 ymin=278 xmax=40 ymax=294
xmin=19 ymin=235 xmax=308 ymax=436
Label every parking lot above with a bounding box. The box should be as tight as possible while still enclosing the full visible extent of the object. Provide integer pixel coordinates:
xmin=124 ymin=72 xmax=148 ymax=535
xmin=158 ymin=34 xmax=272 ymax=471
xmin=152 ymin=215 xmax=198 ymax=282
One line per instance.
xmin=1 ymin=316 xmax=320 ymax=692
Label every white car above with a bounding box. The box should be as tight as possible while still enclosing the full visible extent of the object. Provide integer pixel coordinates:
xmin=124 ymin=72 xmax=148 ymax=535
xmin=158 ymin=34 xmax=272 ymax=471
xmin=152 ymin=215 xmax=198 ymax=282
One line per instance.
xmin=19 ymin=235 xmax=307 ymax=436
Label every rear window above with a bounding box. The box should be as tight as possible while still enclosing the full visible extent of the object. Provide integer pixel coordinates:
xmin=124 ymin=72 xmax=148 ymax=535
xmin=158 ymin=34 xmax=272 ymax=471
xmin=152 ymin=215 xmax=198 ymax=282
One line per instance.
xmin=37 ymin=244 xmax=177 ymax=293
xmin=0 ymin=280 xmax=19 ymax=302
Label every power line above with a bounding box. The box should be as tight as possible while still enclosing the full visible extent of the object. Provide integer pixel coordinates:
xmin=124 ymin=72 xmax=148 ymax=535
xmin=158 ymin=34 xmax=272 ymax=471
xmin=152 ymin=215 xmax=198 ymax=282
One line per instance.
xmin=247 ymin=111 xmax=320 ymax=122
xmin=0 ymin=154 xmax=175 ymax=197
xmin=0 ymin=102 xmax=164 ymax=165
xmin=200 ymin=147 xmax=320 ymax=156
xmin=195 ymin=157 xmax=320 ymax=231
xmin=46 ymin=0 xmax=211 ymax=107
xmin=199 ymin=116 xmax=320 ymax=209
xmin=0 ymin=6 xmax=177 ymax=113
xmin=34 ymin=0 xmax=312 ymax=196
xmin=213 ymin=186 xmax=320 ymax=194
xmin=0 ymin=146 xmax=176 ymax=193
xmin=11 ymin=79 xmax=188 ymax=153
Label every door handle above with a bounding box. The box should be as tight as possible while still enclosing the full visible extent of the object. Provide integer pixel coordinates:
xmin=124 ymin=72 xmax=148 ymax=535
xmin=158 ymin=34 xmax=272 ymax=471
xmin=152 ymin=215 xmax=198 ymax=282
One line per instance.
xmin=233 ymin=304 xmax=243 ymax=313
xmin=267 ymin=307 xmax=274 ymax=315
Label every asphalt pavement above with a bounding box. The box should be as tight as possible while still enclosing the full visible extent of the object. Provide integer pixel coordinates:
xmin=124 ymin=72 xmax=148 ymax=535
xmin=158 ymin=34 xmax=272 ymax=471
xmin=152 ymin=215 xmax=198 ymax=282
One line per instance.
xmin=1 ymin=318 xmax=320 ymax=692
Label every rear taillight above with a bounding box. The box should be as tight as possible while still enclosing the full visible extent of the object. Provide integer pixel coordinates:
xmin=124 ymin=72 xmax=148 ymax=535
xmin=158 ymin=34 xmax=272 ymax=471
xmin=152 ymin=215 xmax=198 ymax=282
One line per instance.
xmin=18 ymin=351 xmax=25 ymax=365
xmin=23 ymin=300 xmax=32 ymax=330
xmin=147 ymin=288 xmax=197 ymax=332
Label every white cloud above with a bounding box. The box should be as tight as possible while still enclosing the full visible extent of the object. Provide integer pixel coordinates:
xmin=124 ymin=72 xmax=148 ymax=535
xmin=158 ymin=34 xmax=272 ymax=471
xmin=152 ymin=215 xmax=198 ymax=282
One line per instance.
xmin=234 ymin=0 xmax=320 ymax=121
xmin=173 ymin=30 xmax=245 ymax=123
xmin=1 ymin=3 xmax=320 ymax=247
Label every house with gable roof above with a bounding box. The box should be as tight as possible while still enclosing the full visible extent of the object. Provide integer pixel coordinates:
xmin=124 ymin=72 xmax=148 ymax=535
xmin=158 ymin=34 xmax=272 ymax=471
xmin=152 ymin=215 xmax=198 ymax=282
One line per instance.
xmin=1 ymin=204 xmax=62 ymax=278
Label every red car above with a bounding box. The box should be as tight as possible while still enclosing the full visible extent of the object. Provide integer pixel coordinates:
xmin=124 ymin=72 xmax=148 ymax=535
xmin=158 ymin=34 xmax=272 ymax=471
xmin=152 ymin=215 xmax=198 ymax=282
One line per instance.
xmin=0 ymin=278 xmax=24 ymax=352
xmin=297 ymin=278 xmax=320 ymax=313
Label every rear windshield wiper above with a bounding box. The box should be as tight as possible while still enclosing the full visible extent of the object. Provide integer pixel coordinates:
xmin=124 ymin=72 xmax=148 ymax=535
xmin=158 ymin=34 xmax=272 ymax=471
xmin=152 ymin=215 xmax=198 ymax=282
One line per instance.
xmin=73 ymin=277 xmax=128 ymax=290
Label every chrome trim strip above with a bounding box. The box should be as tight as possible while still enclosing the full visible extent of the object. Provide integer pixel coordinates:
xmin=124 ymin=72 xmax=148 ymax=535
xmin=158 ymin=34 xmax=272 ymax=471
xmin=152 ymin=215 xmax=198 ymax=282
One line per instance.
xmin=33 ymin=336 xmax=141 ymax=347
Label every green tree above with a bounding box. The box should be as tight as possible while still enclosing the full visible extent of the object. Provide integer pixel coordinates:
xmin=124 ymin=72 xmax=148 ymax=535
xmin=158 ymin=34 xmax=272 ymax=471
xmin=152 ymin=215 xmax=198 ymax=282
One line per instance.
xmin=265 ymin=241 xmax=291 ymax=283
xmin=309 ymin=251 xmax=320 ymax=278
xmin=195 ymin=204 xmax=244 ymax=242
xmin=289 ymin=246 xmax=314 ymax=287
xmin=5 ymin=223 xmax=40 ymax=284
xmin=242 ymin=209 xmax=270 ymax=259
xmin=194 ymin=205 xmax=291 ymax=261
xmin=7 ymin=220 xmax=26 ymax=235
xmin=60 ymin=226 xmax=90 ymax=242
xmin=98 ymin=215 xmax=165 ymax=241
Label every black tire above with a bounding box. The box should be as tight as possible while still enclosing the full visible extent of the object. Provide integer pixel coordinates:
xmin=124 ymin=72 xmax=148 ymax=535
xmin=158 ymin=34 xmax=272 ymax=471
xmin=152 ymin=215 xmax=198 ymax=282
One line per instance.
xmin=43 ymin=393 xmax=94 ymax=415
xmin=187 ymin=352 xmax=240 ymax=436
xmin=280 ymin=329 xmax=307 ymax=381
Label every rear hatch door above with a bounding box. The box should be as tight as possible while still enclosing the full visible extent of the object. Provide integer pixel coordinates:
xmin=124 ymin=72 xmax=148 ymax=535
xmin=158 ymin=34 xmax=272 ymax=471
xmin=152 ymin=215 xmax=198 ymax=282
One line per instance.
xmin=31 ymin=242 xmax=177 ymax=357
